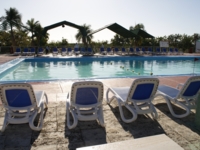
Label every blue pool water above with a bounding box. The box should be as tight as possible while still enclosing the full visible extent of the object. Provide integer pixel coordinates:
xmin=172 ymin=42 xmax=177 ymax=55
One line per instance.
xmin=0 ymin=56 xmax=200 ymax=82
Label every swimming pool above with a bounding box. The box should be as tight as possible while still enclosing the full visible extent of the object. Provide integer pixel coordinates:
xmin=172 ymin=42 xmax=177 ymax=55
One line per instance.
xmin=0 ymin=56 xmax=200 ymax=82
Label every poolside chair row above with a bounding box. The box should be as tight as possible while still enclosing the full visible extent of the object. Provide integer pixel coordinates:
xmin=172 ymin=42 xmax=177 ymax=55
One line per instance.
xmin=99 ymin=47 xmax=183 ymax=56
xmin=154 ymin=47 xmax=183 ymax=55
xmin=1 ymin=76 xmax=200 ymax=131
xmin=99 ymin=47 xmax=154 ymax=55
xmin=14 ymin=47 xmax=44 ymax=56
xmin=52 ymin=47 xmax=94 ymax=56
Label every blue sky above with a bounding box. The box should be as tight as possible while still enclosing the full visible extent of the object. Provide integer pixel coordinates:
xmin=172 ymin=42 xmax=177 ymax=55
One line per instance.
xmin=0 ymin=0 xmax=200 ymax=43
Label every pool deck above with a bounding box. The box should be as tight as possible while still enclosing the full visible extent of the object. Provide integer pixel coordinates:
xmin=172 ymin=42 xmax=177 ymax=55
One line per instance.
xmin=0 ymin=53 xmax=200 ymax=150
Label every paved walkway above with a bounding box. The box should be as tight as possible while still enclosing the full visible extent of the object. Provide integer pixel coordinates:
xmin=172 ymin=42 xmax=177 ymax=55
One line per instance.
xmin=0 ymin=54 xmax=200 ymax=150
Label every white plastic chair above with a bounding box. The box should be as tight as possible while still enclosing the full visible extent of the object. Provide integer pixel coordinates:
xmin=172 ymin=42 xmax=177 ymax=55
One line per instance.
xmin=0 ymin=83 xmax=48 ymax=132
xmin=106 ymin=78 xmax=159 ymax=123
xmin=66 ymin=81 xmax=104 ymax=129
xmin=156 ymin=76 xmax=200 ymax=118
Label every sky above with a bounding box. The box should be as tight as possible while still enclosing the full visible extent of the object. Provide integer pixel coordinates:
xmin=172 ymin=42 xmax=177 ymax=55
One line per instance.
xmin=0 ymin=0 xmax=200 ymax=43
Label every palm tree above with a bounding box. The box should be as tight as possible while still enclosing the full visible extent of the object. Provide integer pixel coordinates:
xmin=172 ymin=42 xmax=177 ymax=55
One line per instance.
xmin=75 ymin=24 xmax=93 ymax=47
xmin=34 ymin=24 xmax=49 ymax=46
xmin=26 ymin=18 xmax=40 ymax=46
xmin=0 ymin=7 xmax=22 ymax=46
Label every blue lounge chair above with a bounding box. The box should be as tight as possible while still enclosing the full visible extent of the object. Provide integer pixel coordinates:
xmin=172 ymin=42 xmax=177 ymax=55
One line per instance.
xmin=14 ymin=47 xmax=21 ymax=55
xmin=147 ymin=47 xmax=153 ymax=55
xmin=114 ymin=48 xmax=122 ymax=55
xmin=22 ymin=48 xmax=30 ymax=56
xmin=38 ymin=47 xmax=44 ymax=56
xmin=87 ymin=47 xmax=94 ymax=55
xmin=106 ymin=78 xmax=159 ymax=123
xmin=141 ymin=47 xmax=146 ymax=54
xmin=135 ymin=47 xmax=141 ymax=55
xmin=68 ymin=48 xmax=72 ymax=56
xmin=129 ymin=48 xmax=134 ymax=55
xmin=0 ymin=83 xmax=48 ymax=132
xmin=66 ymin=81 xmax=105 ymax=129
xmin=161 ymin=48 xmax=167 ymax=55
xmin=106 ymin=47 xmax=113 ymax=55
xmin=156 ymin=47 xmax=161 ymax=55
xmin=100 ymin=47 xmax=106 ymax=55
xmin=121 ymin=48 xmax=127 ymax=55
xmin=174 ymin=48 xmax=183 ymax=55
xmin=169 ymin=48 xmax=174 ymax=55
xmin=61 ymin=47 xmax=67 ymax=56
xmin=30 ymin=47 xmax=36 ymax=55
xmin=52 ymin=47 xmax=58 ymax=56
xmin=156 ymin=76 xmax=200 ymax=118
xmin=74 ymin=48 xmax=80 ymax=55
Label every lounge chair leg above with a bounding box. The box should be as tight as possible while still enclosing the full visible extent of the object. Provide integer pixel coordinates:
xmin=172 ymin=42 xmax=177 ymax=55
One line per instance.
xmin=106 ymin=88 xmax=115 ymax=104
xmin=29 ymin=103 xmax=45 ymax=131
xmin=66 ymin=102 xmax=78 ymax=129
xmin=117 ymin=99 xmax=137 ymax=123
xmin=98 ymin=106 xmax=105 ymax=127
xmin=150 ymin=105 xmax=158 ymax=119
xmin=157 ymin=94 xmax=190 ymax=118
xmin=1 ymin=113 xmax=9 ymax=132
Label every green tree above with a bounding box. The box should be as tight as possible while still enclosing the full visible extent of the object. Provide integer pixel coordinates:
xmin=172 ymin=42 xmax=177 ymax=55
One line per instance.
xmin=34 ymin=24 xmax=49 ymax=46
xmin=129 ymin=23 xmax=145 ymax=46
xmin=0 ymin=7 xmax=22 ymax=46
xmin=75 ymin=24 xmax=93 ymax=47
xmin=26 ymin=18 xmax=40 ymax=46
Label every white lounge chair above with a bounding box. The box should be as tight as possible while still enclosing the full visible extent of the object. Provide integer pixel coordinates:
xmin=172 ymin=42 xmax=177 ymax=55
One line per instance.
xmin=30 ymin=47 xmax=36 ymax=56
xmin=61 ymin=47 xmax=67 ymax=56
xmin=52 ymin=47 xmax=59 ymax=56
xmin=156 ymin=76 xmax=200 ymax=118
xmin=14 ymin=48 xmax=21 ymax=55
xmin=106 ymin=78 xmax=159 ymax=123
xmin=66 ymin=81 xmax=105 ymax=129
xmin=38 ymin=47 xmax=44 ymax=56
xmin=0 ymin=83 xmax=48 ymax=132
xmin=22 ymin=48 xmax=30 ymax=56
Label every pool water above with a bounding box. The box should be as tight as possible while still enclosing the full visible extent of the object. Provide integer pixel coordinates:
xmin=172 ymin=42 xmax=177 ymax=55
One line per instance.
xmin=0 ymin=56 xmax=200 ymax=82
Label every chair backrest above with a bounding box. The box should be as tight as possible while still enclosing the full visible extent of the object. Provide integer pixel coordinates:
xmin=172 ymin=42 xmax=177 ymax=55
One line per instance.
xmin=62 ymin=47 xmax=66 ymax=52
xmin=74 ymin=48 xmax=79 ymax=52
xmin=115 ymin=48 xmax=119 ymax=52
xmin=156 ymin=48 xmax=160 ymax=52
xmin=136 ymin=47 xmax=140 ymax=52
xmin=16 ymin=48 xmax=21 ymax=52
xmin=70 ymin=81 xmax=103 ymax=105
xmin=121 ymin=48 xmax=126 ymax=52
xmin=148 ymin=47 xmax=152 ymax=52
xmin=107 ymin=48 xmax=111 ymax=52
xmin=68 ymin=48 xmax=72 ymax=52
xmin=141 ymin=47 xmax=145 ymax=52
xmin=162 ymin=48 xmax=167 ymax=52
xmin=31 ymin=47 xmax=35 ymax=52
xmin=87 ymin=48 xmax=92 ymax=52
xmin=53 ymin=48 xmax=58 ymax=52
xmin=169 ymin=48 xmax=174 ymax=52
xmin=178 ymin=76 xmax=200 ymax=98
xmin=24 ymin=48 xmax=29 ymax=52
xmin=0 ymin=83 xmax=36 ymax=108
xmin=129 ymin=48 xmax=134 ymax=52
xmin=100 ymin=47 xmax=104 ymax=52
xmin=127 ymin=78 xmax=159 ymax=101
xmin=38 ymin=48 xmax=43 ymax=52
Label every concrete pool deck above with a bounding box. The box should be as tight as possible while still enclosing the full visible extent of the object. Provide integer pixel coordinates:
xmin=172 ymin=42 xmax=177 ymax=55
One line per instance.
xmin=0 ymin=54 xmax=200 ymax=149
